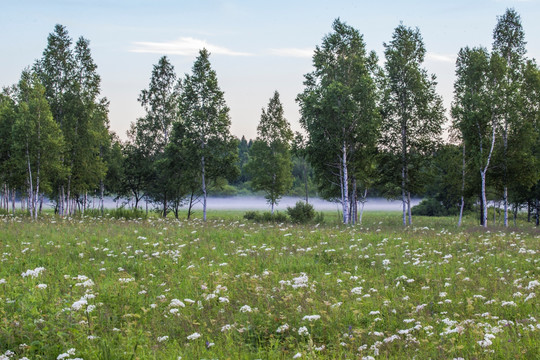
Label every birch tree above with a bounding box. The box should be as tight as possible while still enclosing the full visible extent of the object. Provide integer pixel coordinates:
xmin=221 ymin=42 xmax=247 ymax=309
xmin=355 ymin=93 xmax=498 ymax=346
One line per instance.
xmin=297 ymin=19 xmax=380 ymax=224
xmin=452 ymin=47 xmax=503 ymax=227
xmin=380 ymin=24 xmax=445 ymax=226
xmin=178 ymin=49 xmax=238 ymax=221
xmin=492 ymin=8 xmax=527 ymax=226
xmin=12 ymin=71 xmax=64 ymax=219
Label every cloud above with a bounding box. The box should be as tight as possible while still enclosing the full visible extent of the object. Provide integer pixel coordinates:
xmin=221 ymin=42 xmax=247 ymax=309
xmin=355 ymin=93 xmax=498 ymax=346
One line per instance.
xmin=269 ymin=48 xmax=313 ymax=58
xmin=426 ymin=52 xmax=456 ymax=63
xmin=130 ymin=37 xmax=252 ymax=56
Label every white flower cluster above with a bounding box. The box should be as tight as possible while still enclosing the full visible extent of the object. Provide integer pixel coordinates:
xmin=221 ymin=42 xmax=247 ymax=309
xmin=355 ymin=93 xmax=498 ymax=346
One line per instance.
xmin=21 ymin=267 xmax=45 ymax=278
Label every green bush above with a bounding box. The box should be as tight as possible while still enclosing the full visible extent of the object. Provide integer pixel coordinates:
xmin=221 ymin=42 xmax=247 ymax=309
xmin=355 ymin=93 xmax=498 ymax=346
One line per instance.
xmin=243 ymin=211 xmax=288 ymax=223
xmin=85 ymin=206 xmax=148 ymax=220
xmin=287 ymin=201 xmax=315 ymax=224
xmin=243 ymin=211 xmax=258 ymax=220
xmin=411 ymin=198 xmax=448 ymax=217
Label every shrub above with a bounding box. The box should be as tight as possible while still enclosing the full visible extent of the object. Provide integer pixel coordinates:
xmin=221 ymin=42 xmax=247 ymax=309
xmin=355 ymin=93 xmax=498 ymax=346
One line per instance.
xmin=243 ymin=211 xmax=258 ymax=220
xmin=287 ymin=201 xmax=315 ymax=224
xmin=243 ymin=211 xmax=288 ymax=223
xmin=411 ymin=198 xmax=448 ymax=217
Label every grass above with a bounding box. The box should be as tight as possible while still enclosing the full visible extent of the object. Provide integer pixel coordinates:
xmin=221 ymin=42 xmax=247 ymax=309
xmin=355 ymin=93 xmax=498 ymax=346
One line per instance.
xmin=0 ymin=211 xmax=538 ymax=359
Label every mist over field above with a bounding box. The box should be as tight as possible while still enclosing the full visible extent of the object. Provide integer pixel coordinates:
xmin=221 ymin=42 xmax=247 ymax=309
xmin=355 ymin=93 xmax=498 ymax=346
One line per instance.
xmin=95 ymin=196 xmax=421 ymax=212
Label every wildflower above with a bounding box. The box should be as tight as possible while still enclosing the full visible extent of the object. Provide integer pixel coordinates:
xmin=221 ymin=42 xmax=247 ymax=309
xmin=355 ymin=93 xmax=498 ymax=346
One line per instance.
xmin=21 ymin=267 xmax=45 ymax=278
xmin=37 ymin=283 xmax=47 ymax=289
xmin=351 ymin=287 xmax=363 ymax=295
xmin=240 ymin=305 xmax=252 ymax=313
xmin=157 ymin=335 xmax=169 ymax=342
xmin=302 ymin=315 xmax=320 ymax=322
xmin=293 ymin=353 xmax=302 ymax=359
xmin=71 ymin=298 xmax=87 ymax=311
xmin=169 ymin=299 xmax=185 ymax=308
xmin=276 ymin=323 xmax=289 ymax=333
xmin=187 ymin=332 xmax=201 ymax=340
xmin=57 ymin=348 xmax=76 ymax=359
xmin=221 ymin=324 xmax=233 ymax=332
xmin=298 ymin=326 xmax=309 ymax=336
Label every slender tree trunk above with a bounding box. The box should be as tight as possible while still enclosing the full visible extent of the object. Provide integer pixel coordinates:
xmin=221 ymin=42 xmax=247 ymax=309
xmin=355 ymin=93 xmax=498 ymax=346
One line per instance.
xmin=35 ymin=169 xmax=40 ymax=221
xmin=536 ymin=198 xmax=539 ymax=226
xmin=162 ymin=193 xmax=167 ymax=218
xmin=481 ymin=170 xmax=488 ymax=227
xmin=100 ymin=179 xmax=104 ymax=216
xmin=358 ymin=188 xmax=367 ymax=225
xmin=11 ymin=188 xmax=15 ymax=215
xmin=271 ymin=173 xmax=276 ymax=215
xmin=480 ymin=115 xmax=496 ymax=228
xmin=528 ymin=201 xmax=531 ymax=223
xmin=187 ymin=191 xmax=194 ymax=220
xmin=201 ymin=154 xmax=207 ymax=221
xmin=458 ymin=143 xmax=466 ymax=227
xmin=503 ymin=185 xmax=508 ymax=227
xmin=401 ymin=121 xmax=407 ymax=226
xmin=39 ymin=194 xmax=44 ymax=214
xmin=26 ymin=144 xmax=34 ymax=219
xmin=304 ymin=161 xmax=309 ymax=204
xmin=342 ymin=142 xmax=349 ymax=225
xmin=407 ymin=191 xmax=412 ymax=225
xmin=67 ymin=176 xmax=71 ymax=216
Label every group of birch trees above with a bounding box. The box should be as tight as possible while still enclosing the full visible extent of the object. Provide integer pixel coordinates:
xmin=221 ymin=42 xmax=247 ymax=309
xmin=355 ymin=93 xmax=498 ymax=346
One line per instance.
xmin=298 ymin=19 xmax=444 ymax=225
xmin=0 ymin=25 xmax=110 ymax=219
xmin=298 ymin=10 xmax=540 ymax=227
xmin=451 ymin=9 xmax=540 ymax=227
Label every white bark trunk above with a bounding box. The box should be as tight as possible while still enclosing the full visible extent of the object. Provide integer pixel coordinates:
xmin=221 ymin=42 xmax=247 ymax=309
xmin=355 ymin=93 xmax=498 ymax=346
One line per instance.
xmin=342 ymin=141 xmax=349 ymax=225
xmin=359 ymin=188 xmax=367 ymax=225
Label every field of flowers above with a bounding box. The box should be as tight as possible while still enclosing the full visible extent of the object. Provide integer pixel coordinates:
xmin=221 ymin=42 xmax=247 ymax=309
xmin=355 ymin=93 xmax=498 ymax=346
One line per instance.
xmin=0 ymin=212 xmax=539 ymax=359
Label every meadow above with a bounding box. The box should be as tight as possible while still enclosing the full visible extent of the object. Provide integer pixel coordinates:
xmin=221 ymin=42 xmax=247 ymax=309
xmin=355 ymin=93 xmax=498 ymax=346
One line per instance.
xmin=0 ymin=211 xmax=538 ymax=359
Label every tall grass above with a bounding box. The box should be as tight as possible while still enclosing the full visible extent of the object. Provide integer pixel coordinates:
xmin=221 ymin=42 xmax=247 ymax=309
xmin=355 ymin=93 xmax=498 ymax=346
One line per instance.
xmin=0 ymin=212 xmax=538 ymax=359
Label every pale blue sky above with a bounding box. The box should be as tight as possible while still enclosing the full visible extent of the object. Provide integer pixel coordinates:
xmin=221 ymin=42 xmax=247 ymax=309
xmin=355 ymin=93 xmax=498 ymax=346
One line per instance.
xmin=1 ymin=0 xmax=539 ymax=140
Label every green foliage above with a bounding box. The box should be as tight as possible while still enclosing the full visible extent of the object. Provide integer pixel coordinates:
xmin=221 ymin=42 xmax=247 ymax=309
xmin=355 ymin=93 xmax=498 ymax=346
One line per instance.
xmin=286 ymin=201 xmax=316 ymax=223
xmin=178 ymin=49 xmax=239 ymax=220
xmin=246 ymin=91 xmax=293 ymax=213
xmin=83 ymin=206 xmax=148 ymax=220
xmin=243 ymin=210 xmax=288 ymax=223
xmin=411 ymin=198 xmax=450 ymax=216
xmin=297 ymin=19 xmax=381 ymax=224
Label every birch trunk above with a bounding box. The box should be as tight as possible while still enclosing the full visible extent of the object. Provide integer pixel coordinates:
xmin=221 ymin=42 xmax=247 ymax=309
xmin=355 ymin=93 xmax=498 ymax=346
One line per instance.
xmin=26 ymin=145 xmax=34 ymax=219
xmin=359 ymin=188 xmax=367 ymax=225
xmin=342 ymin=141 xmax=349 ymax=225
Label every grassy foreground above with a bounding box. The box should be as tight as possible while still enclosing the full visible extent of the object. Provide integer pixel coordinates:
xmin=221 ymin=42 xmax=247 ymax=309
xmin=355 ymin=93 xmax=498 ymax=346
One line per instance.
xmin=0 ymin=212 xmax=539 ymax=359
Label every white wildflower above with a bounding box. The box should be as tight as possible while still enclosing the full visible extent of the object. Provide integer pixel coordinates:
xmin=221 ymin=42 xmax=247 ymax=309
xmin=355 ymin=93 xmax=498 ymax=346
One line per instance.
xmin=157 ymin=335 xmax=169 ymax=342
xmin=187 ymin=332 xmax=201 ymax=340
xmin=302 ymin=315 xmax=321 ymax=322
xmin=240 ymin=305 xmax=252 ymax=313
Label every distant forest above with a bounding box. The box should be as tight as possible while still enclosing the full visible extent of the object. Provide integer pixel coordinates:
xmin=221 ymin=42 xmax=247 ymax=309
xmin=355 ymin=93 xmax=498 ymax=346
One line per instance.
xmin=1 ymin=9 xmax=539 ymax=227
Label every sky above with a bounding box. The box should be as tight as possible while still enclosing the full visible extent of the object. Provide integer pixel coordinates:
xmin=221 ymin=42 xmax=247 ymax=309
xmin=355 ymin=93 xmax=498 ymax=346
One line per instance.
xmin=1 ymin=0 xmax=540 ymax=141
